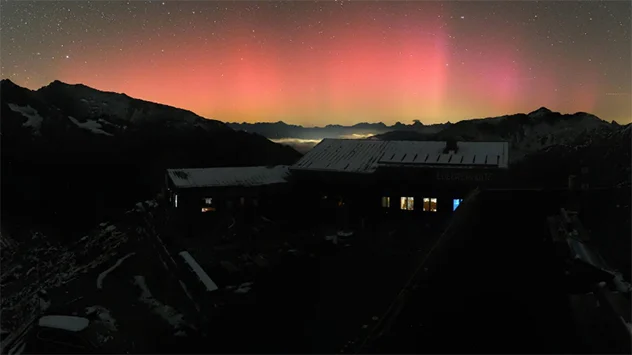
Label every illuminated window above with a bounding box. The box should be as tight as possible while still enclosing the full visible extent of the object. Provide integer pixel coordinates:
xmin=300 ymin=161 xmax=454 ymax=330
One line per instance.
xmin=381 ymin=196 xmax=390 ymax=208
xmin=453 ymin=199 xmax=463 ymax=211
xmin=174 ymin=194 xmax=178 ymax=208
xmin=204 ymin=197 xmax=213 ymax=205
xmin=423 ymin=198 xmax=437 ymax=212
xmin=400 ymin=197 xmax=414 ymax=211
xmin=201 ymin=207 xmax=216 ymax=213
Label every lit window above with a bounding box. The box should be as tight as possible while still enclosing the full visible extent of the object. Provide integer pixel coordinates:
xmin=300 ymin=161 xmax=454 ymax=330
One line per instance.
xmin=204 ymin=197 xmax=213 ymax=205
xmin=201 ymin=207 xmax=215 ymax=213
xmin=400 ymin=197 xmax=414 ymax=211
xmin=423 ymin=198 xmax=437 ymax=212
xmin=174 ymin=194 xmax=178 ymax=208
xmin=381 ymin=196 xmax=390 ymax=208
xmin=453 ymin=199 xmax=463 ymax=211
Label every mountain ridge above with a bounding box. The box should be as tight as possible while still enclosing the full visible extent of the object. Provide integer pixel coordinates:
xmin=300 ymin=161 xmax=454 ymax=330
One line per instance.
xmin=1 ymin=79 xmax=301 ymax=238
xmin=228 ymin=106 xmax=617 ymax=142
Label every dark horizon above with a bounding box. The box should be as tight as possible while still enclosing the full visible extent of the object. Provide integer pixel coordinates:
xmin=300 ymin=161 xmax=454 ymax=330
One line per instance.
xmin=3 ymin=78 xmax=624 ymax=128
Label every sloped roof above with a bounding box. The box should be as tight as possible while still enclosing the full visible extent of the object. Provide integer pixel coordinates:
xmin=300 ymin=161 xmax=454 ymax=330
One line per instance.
xmin=291 ymin=139 xmax=390 ymax=174
xmin=291 ymin=139 xmax=509 ymax=174
xmin=167 ymin=165 xmax=290 ymax=189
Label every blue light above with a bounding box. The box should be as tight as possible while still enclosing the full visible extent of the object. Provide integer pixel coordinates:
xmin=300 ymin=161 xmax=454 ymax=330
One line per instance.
xmin=453 ymin=198 xmax=463 ymax=211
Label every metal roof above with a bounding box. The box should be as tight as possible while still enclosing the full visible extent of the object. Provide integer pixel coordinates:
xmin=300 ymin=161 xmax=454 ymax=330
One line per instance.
xmin=290 ymin=139 xmax=509 ymax=174
xmin=167 ymin=165 xmax=290 ymax=189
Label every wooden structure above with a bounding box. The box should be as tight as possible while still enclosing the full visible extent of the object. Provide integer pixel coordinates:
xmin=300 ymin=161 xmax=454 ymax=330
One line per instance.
xmin=164 ymin=165 xmax=292 ymax=236
xmin=164 ymin=139 xmax=511 ymax=233
xmin=290 ymin=139 xmax=510 ymax=226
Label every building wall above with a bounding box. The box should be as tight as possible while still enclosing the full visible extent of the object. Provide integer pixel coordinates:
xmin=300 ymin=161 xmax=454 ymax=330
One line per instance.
xmin=164 ymin=177 xmax=293 ymax=237
xmin=164 ymin=165 xmax=508 ymax=236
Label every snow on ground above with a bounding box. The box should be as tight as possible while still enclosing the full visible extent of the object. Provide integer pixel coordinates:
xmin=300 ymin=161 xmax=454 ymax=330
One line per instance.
xmin=84 ymin=305 xmax=119 ymax=344
xmin=1 ymin=231 xmax=19 ymax=254
xmin=234 ymin=282 xmax=254 ymax=294
xmin=612 ymin=273 xmax=632 ymax=293
xmin=132 ymin=276 xmax=192 ymax=334
xmin=38 ymin=315 xmax=89 ymax=332
xmin=145 ymin=200 xmax=158 ymax=208
xmin=6 ymin=339 xmax=25 ymax=355
xmin=85 ymin=305 xmax=118 ymax=332
xmin=325 ymin=234 xmax=339 ymax=245
xmin=7 ymin=104 xmax=44 ymax=131
xmin=67 ymin=116 xmax=113 ymax=136
xmin=338 ymin=230 xmax=354 ymax=237
xmin=2 ymin=200 xmax=205 ymax=353
xmin=1 ymin=224 xmax=129 ymax=336
xmin=96 ymin=253 xmax=136 ymax=289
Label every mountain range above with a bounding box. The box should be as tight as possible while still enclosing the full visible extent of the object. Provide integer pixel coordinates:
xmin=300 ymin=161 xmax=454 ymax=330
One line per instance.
xmin=1 ymin=79 xmax=300 ymax=238
xmin=231 ymin=107 xmax=630 ymax=189
xmin=227 ymin=119 xmax=448 ymax=142
xmin=2 ymin=79 xmax=630 ymax=237
xmin=230 ymin=107 xmax=624 ymax=159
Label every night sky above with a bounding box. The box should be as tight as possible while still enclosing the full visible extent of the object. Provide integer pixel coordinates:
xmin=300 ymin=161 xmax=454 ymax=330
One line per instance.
xmin=1 ymin=1 xmax=630 ymax=125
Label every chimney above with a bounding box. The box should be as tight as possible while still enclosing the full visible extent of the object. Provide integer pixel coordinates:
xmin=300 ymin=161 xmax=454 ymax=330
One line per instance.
xmin=444 ymin=139 xmax=458 ymax=154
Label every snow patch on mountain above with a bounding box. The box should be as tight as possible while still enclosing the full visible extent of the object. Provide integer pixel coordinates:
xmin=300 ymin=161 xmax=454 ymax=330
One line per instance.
xmin=7 ymin=104 xmax=44 ymax=132
xmin=67 ymin=116 xmax=113 ymax=136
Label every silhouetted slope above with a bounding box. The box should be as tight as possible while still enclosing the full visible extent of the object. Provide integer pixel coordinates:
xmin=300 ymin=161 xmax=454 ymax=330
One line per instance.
xmin=228 ymin=120 xmax=448 ymax=140
xmin=1 ymin=79 xmax=301 ymax=238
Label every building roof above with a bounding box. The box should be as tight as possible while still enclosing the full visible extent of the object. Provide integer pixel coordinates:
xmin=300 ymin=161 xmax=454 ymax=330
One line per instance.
xmin=167 ymin=165 xmax=290 ymax=189
xmin=291 ymin=139 xmax=509 ymax=174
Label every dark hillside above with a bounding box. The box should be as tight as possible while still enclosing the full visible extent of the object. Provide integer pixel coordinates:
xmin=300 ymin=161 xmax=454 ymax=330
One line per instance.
xmin=0 ymin=80 xmax=301 ymax=240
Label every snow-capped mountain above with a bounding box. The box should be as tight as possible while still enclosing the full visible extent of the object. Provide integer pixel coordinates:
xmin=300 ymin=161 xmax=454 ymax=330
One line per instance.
xmin=2 ymin=79 xmax=232 ymax=138
xmin=432 ymin=107 xmax=618 ymax=161
xmin=371 ymin=107 xmax=630 ymax=188
xmin=1 ymin=79 xmax=301 ymax=237
xmin=373 ymin=107 xmax=622 ymax=160
xmin=509 ymin=122 xmax=631 ymax=188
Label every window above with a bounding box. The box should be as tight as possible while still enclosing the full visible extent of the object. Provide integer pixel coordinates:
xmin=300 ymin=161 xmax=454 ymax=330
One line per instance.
xmin=453 ymin=198 xmax=463 ymax=211
xmin=174 ymin=194 xmax=178 ymax=208
xmin=203 ymin=197 xmax=213 ymax=205
xmin=201 ymin=207 xmax=215 ymax=213
xmin=400 ymin=197 xmax=414 ymax=211
xmin=381 ymin=196 xmax=390 ymax=208
xmin=423 ymin=198 xmax=437 ymax=212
